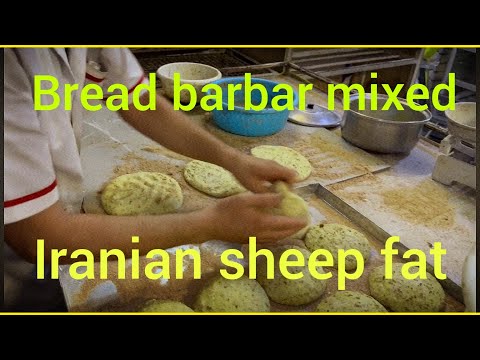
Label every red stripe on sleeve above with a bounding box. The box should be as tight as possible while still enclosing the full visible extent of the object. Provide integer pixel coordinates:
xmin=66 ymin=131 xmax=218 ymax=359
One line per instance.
xmin=102 ymin=74 xmax=146 ymax=101
xmin=128 ymin=74 xmax=146 ymax=94
xmin=4 ymin=179 xmax=57 ymax=208
xmin=85 ymin=73 xmax=104 ymax=83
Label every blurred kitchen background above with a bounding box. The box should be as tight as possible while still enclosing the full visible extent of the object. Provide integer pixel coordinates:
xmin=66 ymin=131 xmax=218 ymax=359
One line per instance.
xmin=131 ymin=47 xmax=477 ymax=145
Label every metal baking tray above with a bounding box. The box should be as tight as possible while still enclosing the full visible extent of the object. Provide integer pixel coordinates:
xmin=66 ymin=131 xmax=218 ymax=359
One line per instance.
xmin=60 ymin=183 xmax=465 ymax=312
xmin=295 ymin=183 xmax=464 ymax=305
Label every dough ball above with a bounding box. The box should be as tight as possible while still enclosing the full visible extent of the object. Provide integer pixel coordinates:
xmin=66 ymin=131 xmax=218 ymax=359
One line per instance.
xmin=315 ymin=290 xmax=388 ymax=312
xmin=256 ymin=245 xmax=328 ymax=306
xmin=138 ymin=299 xmax=194 ymax=312
xmin=194 ymin=275 xmax=270 ymax=312
xmin=101 ymin=172 xmax=183 ymax=216
xmin=368 ymin=263 xmax=445 ymax=312
xmin=251 ymin=145 xmax=312 ymax=181
xmin=183 ymin=160 xmax=246 ymax=198
xmin=305 ymin=223 xmax=371 ymax=271
xmin=270 ymin=181 xmax=311 ymax=239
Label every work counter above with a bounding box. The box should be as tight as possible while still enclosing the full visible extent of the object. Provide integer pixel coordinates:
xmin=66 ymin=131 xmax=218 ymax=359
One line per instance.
xmin=58 ymin=74 xmax=475 ymax=312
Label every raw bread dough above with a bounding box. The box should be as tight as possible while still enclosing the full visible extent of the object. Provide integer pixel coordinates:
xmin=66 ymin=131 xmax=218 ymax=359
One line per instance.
xmin=305 ymin=223 xmax=371 ymax=270
xmin=315 ymin=290 xmax=388 ymax=312
xmin=183 ymin=160 xmax=246 ymax=198
xmin=251 ymin=145 xmax=312 ymax=181
xmin=270 ymin=181 xmax=311 ymax=239
xmin=368 ymin=263 xmax=445 ymax=312
xmin=101 ymin=171 xmax=183 ymax=216
xmin=138 ymin=299 xmax=194 ymax=312
xmin=194 ymin=274 xmax=270 ymax=312
xmin=255 ymin=245 xmax=328 ymax=306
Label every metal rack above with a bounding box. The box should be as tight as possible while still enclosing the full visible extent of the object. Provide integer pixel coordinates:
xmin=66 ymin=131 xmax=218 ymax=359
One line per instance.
xmin=133 ymin=48 xmax=423 ymax=87
xmin=218 ymin=48 xmax=424 ymax=87
xmin=284 ymin=48 xmax=422 ymax=83
xmin=133 ymin=47 xmax=448 ymax=144
xmin=420 ymin=48 xmax=476 ymax=144
xmin=132 ymin=48 xmax=271 ymax=77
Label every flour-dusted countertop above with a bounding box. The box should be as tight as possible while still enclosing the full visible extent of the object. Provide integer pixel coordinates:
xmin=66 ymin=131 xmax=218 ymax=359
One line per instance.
xmin=326 ymin=138 xmax=476 ymax=290
xmin=79 ymin=75 xmax=390 ymax=215
xmin=59 ymin=74 xmax=475 ymax=311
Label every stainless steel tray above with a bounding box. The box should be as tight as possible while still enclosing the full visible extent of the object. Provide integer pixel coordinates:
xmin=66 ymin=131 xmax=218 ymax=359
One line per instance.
xmin=61 ymin=183 xmax=465 ymax=312
xmin=296 ymin=183 xmax=464 ymax=304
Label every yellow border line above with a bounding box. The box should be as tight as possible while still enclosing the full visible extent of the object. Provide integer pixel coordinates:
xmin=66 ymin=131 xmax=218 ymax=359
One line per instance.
xmin=1 ymin=45 xmax=479 ymax=48
xmin=2 ymin=43 xmax=475 ymax=315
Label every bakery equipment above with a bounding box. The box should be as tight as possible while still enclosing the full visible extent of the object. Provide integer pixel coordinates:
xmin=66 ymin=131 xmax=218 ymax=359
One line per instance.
xmin=288 ymin=103 xmax=341 ymax=128
xmin=341 ymin=93 xmax=432 ymax=154
xmin=432 ymin=102 xmax=476 ymax=189
xmin=207 ymin=76 xmax=298 ymax=137
xmin=156 ymin=62 xmax=222 ymax=104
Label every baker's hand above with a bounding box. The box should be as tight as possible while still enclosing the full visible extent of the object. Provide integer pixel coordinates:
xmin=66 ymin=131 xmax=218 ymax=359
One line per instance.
xmin=229 ymin=153 xmax=299 ymax=193
xmin=200 ymin=192 xmax=308 ymax=243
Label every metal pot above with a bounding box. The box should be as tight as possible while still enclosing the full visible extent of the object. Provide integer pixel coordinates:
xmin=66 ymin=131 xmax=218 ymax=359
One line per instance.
xmin=341 ymin=93 xmax=432 ymax=154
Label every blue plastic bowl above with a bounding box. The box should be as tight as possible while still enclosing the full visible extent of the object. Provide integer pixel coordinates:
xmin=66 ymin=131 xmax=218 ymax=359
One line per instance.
xmin=207 ymin=77 xmax=298 ymax=137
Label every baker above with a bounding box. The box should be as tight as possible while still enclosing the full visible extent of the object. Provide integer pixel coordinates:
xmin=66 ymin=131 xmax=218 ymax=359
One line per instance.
xmin=4 ymin=48 xmax=307 ymax=311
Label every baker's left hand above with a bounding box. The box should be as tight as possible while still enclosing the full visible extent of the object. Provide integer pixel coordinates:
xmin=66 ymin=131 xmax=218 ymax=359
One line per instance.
xmin=229 ymin=153 xmax=299 ymax=193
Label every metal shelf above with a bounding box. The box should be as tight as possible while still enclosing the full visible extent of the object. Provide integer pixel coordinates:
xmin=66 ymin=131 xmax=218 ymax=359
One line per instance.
xmin=454 ymin=48 xmax=477 ymax=92
xmin=421 ymin=48 xmax=476 ymax=144
xmin=287 ymin=48 xmax=420 ymax=78
xmin=132 ymin=48 xmax=266 ymax=77
xmin=456 ymin=78 xmax=476 ymax=92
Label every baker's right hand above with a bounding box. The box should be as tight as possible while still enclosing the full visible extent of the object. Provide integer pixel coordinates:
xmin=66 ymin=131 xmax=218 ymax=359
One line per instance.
xmin=199 ymin=192 xmax=308 ymax=243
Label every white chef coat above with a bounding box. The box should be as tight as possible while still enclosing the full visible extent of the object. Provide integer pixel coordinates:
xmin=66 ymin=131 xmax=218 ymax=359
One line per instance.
xmin=3 ymin=48 xmax=149 ymax=311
